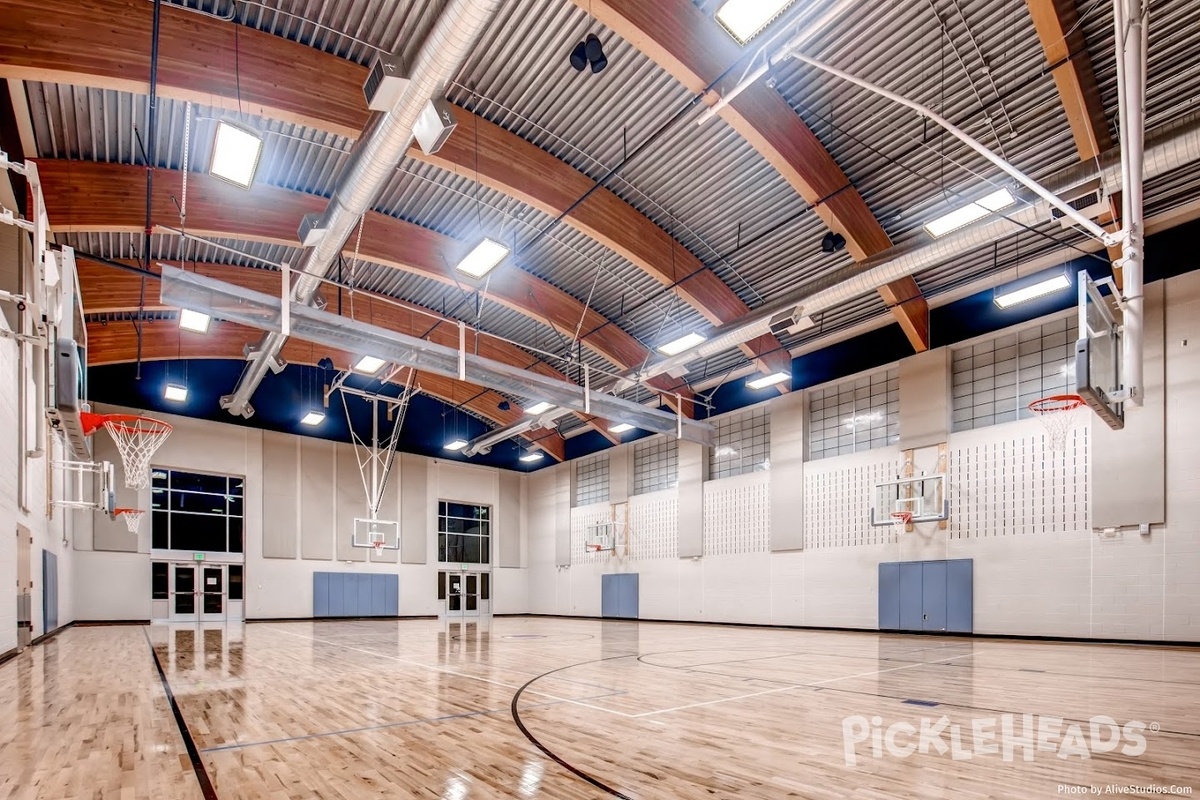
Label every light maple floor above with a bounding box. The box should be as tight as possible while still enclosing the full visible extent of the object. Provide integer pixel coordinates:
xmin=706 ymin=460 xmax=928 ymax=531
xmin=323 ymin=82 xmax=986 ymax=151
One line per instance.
xmin=1 ymin=618 xmax=1198 ymax=799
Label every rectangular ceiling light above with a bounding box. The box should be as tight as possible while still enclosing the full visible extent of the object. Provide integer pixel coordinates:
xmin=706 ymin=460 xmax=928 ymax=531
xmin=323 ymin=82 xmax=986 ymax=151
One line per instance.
xmin=993 ymin=269 xmax=1072 ymax=309
xmin=924 ymin=188 xmax=1015 ymax=238
xmin=608 ymin=422 xmax=634 ymax=433
xmin=352 ymin=355 xmax=387 ymax=375
xmin=747 ymin=371 xmax=790 ymax=390
xmin=524 ymin=401 xmax=554 ymax=415
xmin=164 ymin=383 xmax=188 ymax=402
xmin=444 ymin=439 xmax=468 ymax=452
xmin=716 ymin=0 xmax=795 ymax=44
xmin=178 ymin=308 xmax=212 ymax=334
xmin=657 ymin=331 xmax=706 ymax=357
xmin=455 ymin=238 xmax=509 ymax=279
xmin=209 ymin=120 xmax=263 ymax=189
xmin=519 ymin=451 xmax=545 ymax=462
xmin=300 ymin=410 xmax=326 ymax=426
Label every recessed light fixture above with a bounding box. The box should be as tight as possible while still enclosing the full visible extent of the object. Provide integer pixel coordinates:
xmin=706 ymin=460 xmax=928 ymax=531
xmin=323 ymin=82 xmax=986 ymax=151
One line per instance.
xmin=300 ymin=410 xmax=326 ymax=426
xmin=716 ymin=0 xmax=795 ymax=44
xmin=178 ymin=309 xmax=212 ymax=334
xmin=524 ymin=401 xmax=554 ymax=415
xmin=455 ymin=238 xmax=509 ymax=278
xmin=209 ymin=120 xmax=263 ymax=189
xmin=657 ymin=332 xmax=706 ymax=356
xmin=993 ymin=269 xmax=1072 ymax=309
xmin=352 ymin=355 xmax=387 ymax=375
xmin=924 ymin=188 xmax=1015 ymax=238
xmin=444 ymin=439 xmax=468 ymax=452
xmin=608 ymin=422 xmax=634 ymax=434
xmin=164 ymin=383 xmax=188 ymax=402
xmin=519 ymin=451 xmax=545 ymax=462
xmin=747 ymin=371 xmax=790 ymax=390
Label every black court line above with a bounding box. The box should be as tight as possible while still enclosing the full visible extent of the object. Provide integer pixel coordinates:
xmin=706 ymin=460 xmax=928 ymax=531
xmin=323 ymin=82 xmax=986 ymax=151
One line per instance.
xmin=143 ymin=629 xmax=218 ymax=800
xmin=511 ymin=655 xmax=639 ymax=800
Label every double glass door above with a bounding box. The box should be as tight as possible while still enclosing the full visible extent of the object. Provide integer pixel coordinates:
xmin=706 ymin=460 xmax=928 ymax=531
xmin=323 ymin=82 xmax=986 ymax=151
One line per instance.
xmin=439 ymin=570 xmax=490 ymax=617
xmin=166 ymin=563 xmax=242 ymax=622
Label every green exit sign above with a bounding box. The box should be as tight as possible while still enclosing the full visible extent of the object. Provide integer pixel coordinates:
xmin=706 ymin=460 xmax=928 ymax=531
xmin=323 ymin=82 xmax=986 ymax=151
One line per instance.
xmin=193 ymin=553 xmax=205 ymax=561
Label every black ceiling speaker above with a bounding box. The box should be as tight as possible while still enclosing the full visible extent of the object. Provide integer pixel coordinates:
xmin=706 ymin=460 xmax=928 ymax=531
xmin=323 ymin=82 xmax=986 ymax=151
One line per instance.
xmin=497 ymin=400 xmax=511 ymax=411
xmin=317 ymin=356 xmax=335 ymax=370
xmin=821 ymin=232 xmax=847 ymax=253
xmin=585 ymin=33 xmax=607 ymax=73
xmin=569 ymin=40 xmax=588 ymax=71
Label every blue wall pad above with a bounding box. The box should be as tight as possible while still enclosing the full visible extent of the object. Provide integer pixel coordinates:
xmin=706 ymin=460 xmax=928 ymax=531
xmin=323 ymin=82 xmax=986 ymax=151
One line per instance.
xmin=600 ymin=573 xmax=639 ymax=619
xmin=878 ymin=558 xmax=972 ymax=633
xmin=313 ymin=572 xmax=399 ymax=617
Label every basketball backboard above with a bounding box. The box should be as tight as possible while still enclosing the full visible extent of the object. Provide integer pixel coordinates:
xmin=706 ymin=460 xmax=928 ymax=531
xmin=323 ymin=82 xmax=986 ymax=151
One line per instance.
xmin=870 ymin=474 xmax=948 ymax=527
xmin=353 ymin=518 xmax=399 ymax=553
xmin=1074 ymin=270 xmax=1124 ymax=430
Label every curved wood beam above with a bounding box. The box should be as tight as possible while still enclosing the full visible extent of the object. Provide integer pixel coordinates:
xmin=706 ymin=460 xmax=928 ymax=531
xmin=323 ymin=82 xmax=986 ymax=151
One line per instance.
xmin=0 ymin=0 xmax=788 ymax=386
xmin=36 ymin=159 xmax=694 ymax=414
xmin=577 ymin=0 xmax=930 ymax=351
xmin=84 ymin=318 xmax=567 ymax=461
xmin=78 ymin=257 xmax=620 ymax=443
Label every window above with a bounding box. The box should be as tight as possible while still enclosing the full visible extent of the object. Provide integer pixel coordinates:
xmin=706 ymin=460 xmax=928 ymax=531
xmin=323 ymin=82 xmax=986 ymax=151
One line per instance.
xmin=151 ymin=469 xmax=245 ymax=553
xmin=808 ymin=368 xmax=899 ymax=460
xmin=633 ymin=436 xmax=678 ymax=495
xmin=228 ymin=565 xmax=243 ymax=601
xmin=951 ymin=316 xmax=1079 ymax=432
xmin=437 ymin=502 xmax=491 ymax=564
xmin=573 ymin=453 xmax=609 ymax=506
xmin=709 ymin=407 xmax=770 ymax=479
xmin=151 ymin=562 xmax=169 ymax=600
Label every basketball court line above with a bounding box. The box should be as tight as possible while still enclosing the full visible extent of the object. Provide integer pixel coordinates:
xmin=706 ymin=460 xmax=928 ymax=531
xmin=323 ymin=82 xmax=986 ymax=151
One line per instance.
xmin=267 ymin=626 xmax=639 ymax=717
xmin=630 ymin=651 xmax=977 ymax=718
xmin=201 ymin=690 xmax=626 ymax=753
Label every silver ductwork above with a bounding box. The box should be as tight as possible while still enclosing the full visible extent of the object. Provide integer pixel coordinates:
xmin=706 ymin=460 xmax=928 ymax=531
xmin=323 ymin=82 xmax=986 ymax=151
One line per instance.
xmin=220 ymin=0 xmax=500 ymax=417
xmin=640 ymin=109 xmax=1200 ymax=383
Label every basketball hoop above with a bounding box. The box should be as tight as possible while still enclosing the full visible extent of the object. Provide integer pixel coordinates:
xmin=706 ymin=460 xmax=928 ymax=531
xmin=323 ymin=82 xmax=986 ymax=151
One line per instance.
xmin=113 ymin=508 xmax=145 ymax=533
xmin=372 ymin=538 xmax=385 ymax=556
xmin=81 ymin=412 xmax=173 ymax=489
xmin=889 ymin=511 xmax=912 ymax=532
xmin=586 ymin=544 xmax=603 ymax=553
xmin=1029 ymin=394 xmax=1085 ymax=452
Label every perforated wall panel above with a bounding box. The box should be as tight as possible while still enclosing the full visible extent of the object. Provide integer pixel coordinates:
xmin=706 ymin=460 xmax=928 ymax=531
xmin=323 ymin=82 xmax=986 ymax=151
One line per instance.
xmin=948 ymin=424 xmax=1089 ymax=538
xmin=803 ymin=451 xmax=903 ymax=549
xmin=629 ymin=491 xmax=679 ymax=560
xmin=703 ymin=475 xmax=770 ymax=555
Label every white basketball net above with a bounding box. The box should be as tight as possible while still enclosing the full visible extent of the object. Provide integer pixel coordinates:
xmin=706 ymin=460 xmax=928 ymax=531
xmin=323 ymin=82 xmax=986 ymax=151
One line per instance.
xmin=116 ymin=509 xmax=144 ymax=533
xmin=890 ymin=511 xmax=912 ymax=533
xmin=1030 ymin=396 xmax=1084 ymax=452
xmin=105 ymin=417 xmax=173 ymax=489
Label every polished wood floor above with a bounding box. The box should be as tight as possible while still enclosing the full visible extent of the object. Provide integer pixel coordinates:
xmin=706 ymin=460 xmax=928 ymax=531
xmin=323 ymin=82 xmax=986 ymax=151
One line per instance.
xmin=1 ymin=619 xmax=1197 ymax=799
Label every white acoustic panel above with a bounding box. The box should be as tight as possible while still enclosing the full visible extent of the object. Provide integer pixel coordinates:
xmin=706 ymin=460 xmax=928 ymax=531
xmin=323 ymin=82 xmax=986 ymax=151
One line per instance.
xmin=948 ymin=424 xmax=1089 ymax=538
xmin=803 ymin=451 xmax=902 ymax=549
xmin=703 ymin=475 xmax=770 ymax=555
xmin=629 ymin=490 xmax=679 ymax=561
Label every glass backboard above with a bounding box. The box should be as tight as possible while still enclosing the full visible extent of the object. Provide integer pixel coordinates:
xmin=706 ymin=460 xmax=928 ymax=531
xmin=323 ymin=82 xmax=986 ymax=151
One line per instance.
xmin=1074 ymin=270 xmax=1124 ymax=429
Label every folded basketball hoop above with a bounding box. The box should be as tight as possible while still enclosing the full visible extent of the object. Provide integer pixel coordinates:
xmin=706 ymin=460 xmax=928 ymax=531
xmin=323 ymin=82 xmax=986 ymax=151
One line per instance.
xmin=113 ymin=508 xmax=145 ymax=533
xmin=1029 ymin=394 xmax=1084 ymax=452
xmin=81 ymin=412 xmax=173 ymax=489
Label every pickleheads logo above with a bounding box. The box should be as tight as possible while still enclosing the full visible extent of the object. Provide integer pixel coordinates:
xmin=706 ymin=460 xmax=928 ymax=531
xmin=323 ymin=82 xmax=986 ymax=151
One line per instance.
xmin=841 ymin=713 xmax=1152 ymax=766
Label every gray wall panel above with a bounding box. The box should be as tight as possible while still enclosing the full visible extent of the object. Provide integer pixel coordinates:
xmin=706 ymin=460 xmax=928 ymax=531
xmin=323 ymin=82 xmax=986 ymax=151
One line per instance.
xmin=335 ymin=444 xmax=366 ymax=562
xmin=1093 ymin=281 xmax=1167 ymax=527
xmin=899 ymin=562 xmax=923 ymax=630
xmin=770 ymin=391 xmax=805 ymax=551
xmin=899 ymin=348 xmax=951 ymax=449
xmin=313 ymin=572 xmax=329 ymax=616
xmin=300 ymin=438 xmax=335 ymax=560
xmin=261 ymin=431 xmax=299 ymax=559
xmin=677 ymin=441 xmax=704 ymax=558
xmin=400 ymin=453 xmax=428 ymax=564
xmin=554 ymin=464 xmax=571 ymax=567
xmin=497 ymin=470 xmax=521 ymax=568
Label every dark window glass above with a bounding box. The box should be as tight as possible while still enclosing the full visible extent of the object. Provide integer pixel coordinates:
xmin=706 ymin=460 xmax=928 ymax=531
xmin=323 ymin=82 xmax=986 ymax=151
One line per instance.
xmin=169 ymin=512 xmax=228 ymax=552
xmin=151 ymin=562 xmax=169 ymax=599
xmin=151 ymin=469 xmax=169 ymax=488
xmin=228 ymin=566 xmax=243 ymax=601
xmin=480 ymin=572 xmax=490 ymax=601
xmin=170 ymin=472 xmax=229 ymax=495
xmin=437 ymin=571 xmax=446 ymax=600
xmin=227 ymin=495 xmax=243 ymax=518
xmin=229 ymin=478 xmax=244 ymax=496
xmin=151 ymin=489 xmax=168 ymax=510
xmin=171 ymin=491 xmax=226 ymax=514
xmin=437 ymin=533 xmax=447 ymax=562
xmin=228 ymin=517 xmax=243 ymax=553
xmin=152 ymin=511 xmax=169 ymax=549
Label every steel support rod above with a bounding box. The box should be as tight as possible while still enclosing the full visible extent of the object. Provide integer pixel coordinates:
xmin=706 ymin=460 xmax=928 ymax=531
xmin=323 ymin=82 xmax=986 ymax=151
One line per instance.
xmin=1115 ymin=0 xmax=1147 ymax=407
